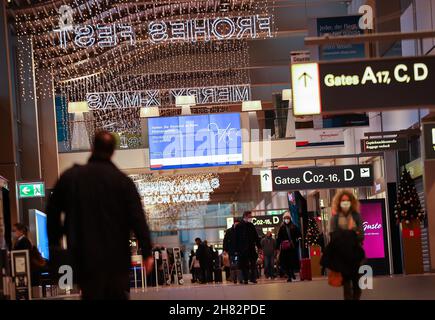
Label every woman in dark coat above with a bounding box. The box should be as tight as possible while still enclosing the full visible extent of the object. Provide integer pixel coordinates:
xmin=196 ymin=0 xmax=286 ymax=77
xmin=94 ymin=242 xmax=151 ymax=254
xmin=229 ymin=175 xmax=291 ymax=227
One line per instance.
xmin=276 ymin=212 xmax=301 ymax=282
xmin=321 ymin=190 xmax=365 ymax=300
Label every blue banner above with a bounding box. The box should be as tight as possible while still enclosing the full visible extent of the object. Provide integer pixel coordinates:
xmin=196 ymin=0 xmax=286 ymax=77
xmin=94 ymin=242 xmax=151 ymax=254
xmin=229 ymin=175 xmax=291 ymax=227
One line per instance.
xmin=317 ymin=15 xmax=365 ymax=61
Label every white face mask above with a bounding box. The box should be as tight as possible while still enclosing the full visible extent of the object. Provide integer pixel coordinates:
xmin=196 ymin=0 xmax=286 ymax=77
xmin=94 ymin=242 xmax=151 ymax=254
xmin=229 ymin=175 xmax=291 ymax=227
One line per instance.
xmin=245 ymin=217 xmax=252 ymax=223
xmin=284 ymin=219 xmax=290 ymax=224
xmin=340 ymin=201 xmax=351 ymax=211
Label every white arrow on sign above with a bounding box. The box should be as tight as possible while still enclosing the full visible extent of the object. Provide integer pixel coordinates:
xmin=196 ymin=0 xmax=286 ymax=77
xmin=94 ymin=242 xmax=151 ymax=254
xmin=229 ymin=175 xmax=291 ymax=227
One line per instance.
xmin=260 ymin=169 xmax=273 ymax=192
xmin=22 ymin=186 xmax=31 ymax=195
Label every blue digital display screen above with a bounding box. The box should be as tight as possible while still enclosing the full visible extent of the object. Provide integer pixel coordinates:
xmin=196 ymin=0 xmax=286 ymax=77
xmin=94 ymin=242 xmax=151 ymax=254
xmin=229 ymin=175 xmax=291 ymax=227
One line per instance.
xmin=148 ymin=113 xmax=242 ymax=170
xmin=35 ymin=210 xmax=49 ymax=260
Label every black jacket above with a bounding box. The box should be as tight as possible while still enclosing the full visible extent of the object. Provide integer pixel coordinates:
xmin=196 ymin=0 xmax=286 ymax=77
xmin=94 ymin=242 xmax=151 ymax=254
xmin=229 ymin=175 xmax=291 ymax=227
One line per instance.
xmin=13 ymin=236 xmax=32 ymax=251
xmin=320 ymin=229 xmax=365 ymax=279
xmin=235 ymin=220 xmax=261 ymax=259
xmin=46 ymin=157 xmax=152 ymax=281
xmin=195 ymin=242 xmax=211 ymax=266
xmin=223 ymin=226 xmax=237 ymax=256
xmin=276 ymin=223 xmax=301 ymax=269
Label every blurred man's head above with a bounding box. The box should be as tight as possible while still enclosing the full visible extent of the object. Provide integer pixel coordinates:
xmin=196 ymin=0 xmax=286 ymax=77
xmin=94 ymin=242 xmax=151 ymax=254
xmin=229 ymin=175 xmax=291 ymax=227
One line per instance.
xmin=243 ymin=211 xmax=252 ymax=223
xmin=266 ymin=231 xmax=272 ymax=238
xmin=92 ymin=131 xmax=116 ymax=160
xmin=194 ymin=237 xmax=201 ymax=245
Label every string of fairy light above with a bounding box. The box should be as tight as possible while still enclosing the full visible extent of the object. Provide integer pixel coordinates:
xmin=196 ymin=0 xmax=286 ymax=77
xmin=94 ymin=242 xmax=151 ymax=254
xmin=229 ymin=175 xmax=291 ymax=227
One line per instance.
xmin=11 ymin=0 xmax=276 ymax=151
xmin=129 ymin=173 xmax=220 ymax=231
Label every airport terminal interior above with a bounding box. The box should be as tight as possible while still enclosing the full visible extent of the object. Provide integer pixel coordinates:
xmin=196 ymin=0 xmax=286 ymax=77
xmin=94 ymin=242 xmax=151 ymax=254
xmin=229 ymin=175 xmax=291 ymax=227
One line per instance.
xmin=1 ymin=0 xmax=435 ymax=301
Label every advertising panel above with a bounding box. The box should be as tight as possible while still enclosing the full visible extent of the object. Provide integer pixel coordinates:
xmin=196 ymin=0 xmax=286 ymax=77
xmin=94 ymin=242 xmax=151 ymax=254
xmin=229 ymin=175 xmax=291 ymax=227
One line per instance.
xmin=359 ymin=201 xmax=386 ymax=259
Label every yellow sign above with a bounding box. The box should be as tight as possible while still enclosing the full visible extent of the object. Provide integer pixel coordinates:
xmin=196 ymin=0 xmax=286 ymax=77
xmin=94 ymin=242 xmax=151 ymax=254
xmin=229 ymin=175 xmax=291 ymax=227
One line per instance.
xmin=291 ymin=63 xmax=322 ymax=116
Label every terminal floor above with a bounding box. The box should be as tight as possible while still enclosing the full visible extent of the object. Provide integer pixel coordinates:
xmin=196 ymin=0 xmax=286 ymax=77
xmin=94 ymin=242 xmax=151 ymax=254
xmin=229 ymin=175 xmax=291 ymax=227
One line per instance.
xmin=129 ymin=274 xmax=435 ymax=300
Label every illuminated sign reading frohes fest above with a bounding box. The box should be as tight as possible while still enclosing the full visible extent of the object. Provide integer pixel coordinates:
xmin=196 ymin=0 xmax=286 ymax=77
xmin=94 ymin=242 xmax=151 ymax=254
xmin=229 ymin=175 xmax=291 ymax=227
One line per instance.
xmin=86 ymin=84 xmax=251 ymax=110
xmin=54 ymin=11 xmax=273 ymax=49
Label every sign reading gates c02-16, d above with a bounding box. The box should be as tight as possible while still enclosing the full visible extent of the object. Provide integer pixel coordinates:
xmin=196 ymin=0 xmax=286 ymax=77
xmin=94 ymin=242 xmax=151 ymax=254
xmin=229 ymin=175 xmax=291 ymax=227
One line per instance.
xmin=291 ymin=55 xmax=435 ymax=115
xmin=269 ymin=165 xmax=374 ymax=192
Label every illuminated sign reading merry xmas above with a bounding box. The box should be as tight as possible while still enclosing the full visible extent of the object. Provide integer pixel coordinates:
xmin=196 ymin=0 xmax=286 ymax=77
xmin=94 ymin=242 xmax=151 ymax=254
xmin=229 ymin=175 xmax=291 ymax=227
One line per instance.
xmin=86 ymin=84 xmax=251 ymax=110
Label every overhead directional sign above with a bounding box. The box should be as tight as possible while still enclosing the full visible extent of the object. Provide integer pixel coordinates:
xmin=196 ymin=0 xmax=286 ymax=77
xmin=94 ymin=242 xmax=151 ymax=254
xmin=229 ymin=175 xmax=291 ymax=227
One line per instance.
xmin=291 ymin=63 xmax=322 ymax=116
xmin=423 ymin=123 xmax=435 ymax=161
xmin=361 ymin=137 xmax=408 ymax=153
xmin=18 ymin=182 xmax=45 ymax=199
xmin=291 ymin=55 xmax=435 ymax=115
xmin=260 ymin=169 xmax=273 ymax=192
xmin=263 ymin=165 xmax=374 ymax=192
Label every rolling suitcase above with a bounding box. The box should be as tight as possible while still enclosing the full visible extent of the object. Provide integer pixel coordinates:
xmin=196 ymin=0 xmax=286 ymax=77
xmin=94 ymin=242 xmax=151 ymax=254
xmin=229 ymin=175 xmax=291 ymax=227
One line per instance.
xmin=299 ymin=242 xmax=312 ymax=281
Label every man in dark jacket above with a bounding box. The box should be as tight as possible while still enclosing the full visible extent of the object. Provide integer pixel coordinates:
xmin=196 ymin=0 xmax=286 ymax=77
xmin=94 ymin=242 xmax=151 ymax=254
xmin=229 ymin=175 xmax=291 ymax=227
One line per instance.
xmin=235 ymin=211 xmax=262 ymax=284
xmin=223 ymin=219 xmax=239 ymax=256
xmin=223 ymin=219 xmax=240 ymax=283
xmin=47 ymin=131 xmax=153 ymax=300
xmin=194 ymin=238 xmax=211 ymax=284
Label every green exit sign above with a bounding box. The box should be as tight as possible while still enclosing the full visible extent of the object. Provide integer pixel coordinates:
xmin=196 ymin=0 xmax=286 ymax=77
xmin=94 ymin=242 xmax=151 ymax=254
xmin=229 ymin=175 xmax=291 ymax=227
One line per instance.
xmin=18 ymin=182 xmax=45 ymax=199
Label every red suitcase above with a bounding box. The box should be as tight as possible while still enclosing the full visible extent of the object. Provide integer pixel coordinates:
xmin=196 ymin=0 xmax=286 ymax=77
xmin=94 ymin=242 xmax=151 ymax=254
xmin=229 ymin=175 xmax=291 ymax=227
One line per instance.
xmin=299 ymin=258 xmax=312 ymax=281
xmin=299 ymin=242 xmax=312 ymax=281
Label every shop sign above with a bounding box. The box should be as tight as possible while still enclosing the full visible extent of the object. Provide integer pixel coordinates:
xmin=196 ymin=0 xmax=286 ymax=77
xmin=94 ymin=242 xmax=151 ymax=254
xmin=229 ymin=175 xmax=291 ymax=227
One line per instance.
xmin=423 ymin=123 xmax=435 ymax=160
xmin=149 ymin=15 xmax=273 ymax=43
xmin=361 ymin=137 xmax=408 ymax=152
xmin=17 ymin=182 xmax=45 ymax=199
xmin=86 ymin=84 xmax=251 ymax=110
xmin=290 ymin=51 xmax=310 ymax=64
xmin=265 ymin=165 xmax=374 ymax=192
xmin=291 ymin=56 xmax=435 ymax=115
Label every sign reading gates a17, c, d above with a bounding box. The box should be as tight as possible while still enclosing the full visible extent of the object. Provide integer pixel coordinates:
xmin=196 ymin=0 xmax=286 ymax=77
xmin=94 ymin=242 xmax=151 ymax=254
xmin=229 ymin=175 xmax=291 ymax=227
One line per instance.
xmin=291 ymin=56 xmax=435 ymax=115
xmin=263 ymin=165 xmax=374 ymax=192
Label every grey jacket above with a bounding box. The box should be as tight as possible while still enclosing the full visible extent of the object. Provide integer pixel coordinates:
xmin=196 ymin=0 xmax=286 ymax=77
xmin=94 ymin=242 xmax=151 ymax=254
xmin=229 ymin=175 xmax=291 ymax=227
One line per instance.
xmin=261 ymin=236 xmax=276 ymax=255
xmin=330 ymin=211 xmax=364 ymax=243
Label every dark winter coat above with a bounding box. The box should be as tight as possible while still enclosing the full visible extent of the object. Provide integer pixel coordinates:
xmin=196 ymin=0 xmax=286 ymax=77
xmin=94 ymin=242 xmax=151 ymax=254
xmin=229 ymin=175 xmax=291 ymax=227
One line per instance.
xmin=235 ymin=220 xmax=261 ymax=260
xmin=276 ymin=222 xmax=301 ymax=270
xmin=195 ymin=242 xmax=211 ymax=267
xmin=46 ymin=157 xmax=152 ymax=283
xmin=329 ymin=211 xmax=364 ymax=244
xmin=223 ymin=226 xmax=237 ymax=256
xmin=320 ymin=229 xmax=365 ymax=280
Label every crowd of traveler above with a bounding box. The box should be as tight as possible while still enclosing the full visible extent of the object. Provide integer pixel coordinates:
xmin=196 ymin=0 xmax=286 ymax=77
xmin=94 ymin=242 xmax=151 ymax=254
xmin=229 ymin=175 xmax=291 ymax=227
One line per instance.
xmin=4 ymin=130 xmax=366 ymax=301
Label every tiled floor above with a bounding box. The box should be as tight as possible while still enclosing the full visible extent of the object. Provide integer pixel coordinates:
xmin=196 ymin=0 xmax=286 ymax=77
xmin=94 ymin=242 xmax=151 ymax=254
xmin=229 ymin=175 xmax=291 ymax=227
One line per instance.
xmin=129 ymin=274 xmax=435 ymax=300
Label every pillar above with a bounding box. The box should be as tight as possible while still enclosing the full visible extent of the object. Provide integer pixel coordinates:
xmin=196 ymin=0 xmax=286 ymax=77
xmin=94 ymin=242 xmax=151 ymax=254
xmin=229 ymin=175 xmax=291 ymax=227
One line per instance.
xmin=36 ymin=69 xmax=60 ymax=190
xmin=0 ymin=0 xmax=19 ymax=225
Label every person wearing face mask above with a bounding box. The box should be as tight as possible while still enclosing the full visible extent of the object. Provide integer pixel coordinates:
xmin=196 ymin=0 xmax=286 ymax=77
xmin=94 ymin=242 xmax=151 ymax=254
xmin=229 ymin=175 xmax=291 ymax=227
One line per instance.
xmin=322 ymin=190 xmax=365 ymax=300
xmin=234 ymin=211 xmax=262 ymax=284
xmin=276 ymin=212 xmax=301 ymax=282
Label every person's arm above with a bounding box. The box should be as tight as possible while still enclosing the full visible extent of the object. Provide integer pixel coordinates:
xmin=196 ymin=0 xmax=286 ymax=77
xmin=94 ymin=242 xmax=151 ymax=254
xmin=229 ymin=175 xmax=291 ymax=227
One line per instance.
xmin=223 ymin=232 xmax=229 ymax=252
xmin=190 ymin=257 xmax=195 ymax=270
xmin=276 ymin=229 xmax=281 ymax=249
xmin=125 ymin=178 xmax=152 ymax=259
xmin=329 ymin=215 xmax=337 ymax=234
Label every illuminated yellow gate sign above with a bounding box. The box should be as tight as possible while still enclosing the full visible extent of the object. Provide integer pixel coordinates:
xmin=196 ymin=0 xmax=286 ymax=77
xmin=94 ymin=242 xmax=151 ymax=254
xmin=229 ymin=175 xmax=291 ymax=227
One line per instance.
xmin=291 ymin=56 xmax=435 ymax=115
